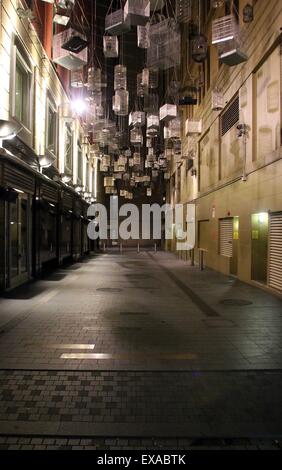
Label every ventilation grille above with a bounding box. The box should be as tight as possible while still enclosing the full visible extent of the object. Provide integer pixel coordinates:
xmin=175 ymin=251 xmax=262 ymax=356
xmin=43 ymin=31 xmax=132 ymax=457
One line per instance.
xmin=269 ymin=213 xmax=282 ymax=291
xmin=221 ymin=96 xmax=239 ymax=136
xmin=219 ymin=218 xmax=233 ymax=257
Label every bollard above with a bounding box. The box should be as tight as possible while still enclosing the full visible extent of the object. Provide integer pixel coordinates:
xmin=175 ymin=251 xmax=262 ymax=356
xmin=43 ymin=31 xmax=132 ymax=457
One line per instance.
xmin=120 ymin=243 xmax=123 ymax=254
xmin=154 ymin=242 xmax=157 ymax=253
xmin=103 ymin=242 xmax=106 ymax=252
xmin=137 ymin=242 xmax=140 ymax=253
xmin=191 ymin=249 xmax=195 ymax=266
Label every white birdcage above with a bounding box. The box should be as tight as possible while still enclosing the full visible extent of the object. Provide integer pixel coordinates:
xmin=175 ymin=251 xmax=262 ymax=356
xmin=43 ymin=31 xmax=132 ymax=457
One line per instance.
xmin=105 ymin=186 xmax=117 ymax=194
xmin=146 ymin=137 xmax=152 ymax=148
xmin=218 ymin=39 xmax=248 ymax=66
xmin=70 ymin=69 xmax=84 ymax=87
xmin=163 ymin=125 xmax=169 ymax=140
xmin=114 ymin=90 xmax=129 ymax=116
xmin=102 ymin=155 xmax=111 ymax=167
xmin=114 ymin=64 xmax=127 ymax=90
xmin=159 ymin=104 xmax=177 ymax=122
xmin=176 ymin=0 xmax=192 ymax=23
xmin=133 ymin=153 xmax=141 ymax=165
xmin=118 ymin=155 xmax=127 ymax=165
xmin=130 ymin=128 xmax=143 ymax=145
xmin=128 ymin=157 xmax=134 ymax=167
xmin=124 ymin=0 xmax=150 ymax=26
xmin=152 ymin=169 xmax=158 ymax=178
xmin=212 ymin=15 xmax=238 ymax=45
xmin=212 ymin=89 xmax=224 ymax=111
xmin=125 ymin=149 xmax=132 ymax=157
xmin=137 ymin=24 xmax=150 ymax=48
xmin=53 ymin=28 xmax=88 ymax=70
xmin=105 ymin=8 xmax=131 ymax=35
xmin=147 ymin=19 xmax=180 ymax=70
xmin=147 ymin=114 xmax=159 ymax=130
xmin=185 ymin=119 xmax=202 ymax=136
xmin=104 ymin=176 xmax=115 ymax=187
xmin=168 ymin=118 xmax=181 ymax=139
xmin=137 ymin=73 xmax=148 ymax=97
xmin=103 ymin=35 xmax=119 ymax=58
xmin=147 ymin=188 xmax=152 ymax=196
xmin=142 ymin=67 xmax=158 ymax=89
xmin=129 ymin=111 xmax=146 ymax=127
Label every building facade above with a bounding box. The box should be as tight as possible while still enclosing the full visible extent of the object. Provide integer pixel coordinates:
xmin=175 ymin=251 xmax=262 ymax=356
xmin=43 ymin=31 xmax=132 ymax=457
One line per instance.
xmin=0 ymin=0 xmax=97 ymax=291
xmin=166 ymin=0 xmax=282 ymax=295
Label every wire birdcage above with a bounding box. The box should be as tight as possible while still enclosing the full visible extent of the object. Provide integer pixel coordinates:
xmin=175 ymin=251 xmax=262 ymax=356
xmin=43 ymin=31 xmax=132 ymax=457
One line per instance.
xmin=168 ymin=117 xmax=181 ymax=139
xmin=130 ymin=128 xmax=143 ymax=145
xmin=142 ymin=67 xmax=158 ymax=89
xmin=211 ymin=89 xmax=224 ymax=111
xmin=176 ymin=0 xmax=192 ymax=23
xmin=114 ymin=64 xmax=127 ymax=90
xmin=124 ymin=0 xmax=150 ymax=26
xmin=147 ymin=19 xmax=180 ymax=70
xmin=185 ymin=119 xmax=202 ymax=135
xmin=137 ymin=24 xmax=150 ymax=48
xmin=105 ymin=8 xmax=131 ymax=35
xmin=70 ymin=69 xmax=84 ymax=87
xmin=114 ymin=89 xmax=129 ymax=116
xmin=137 ymin=73 xmax=148 ymax=97
xmin=53 ymin=28 xmax=88 ymax=70
xmin=103 ymin=35 xmax=119 ymax=58
xmin=159 ymin=104 xmax=177 ymax=122
xmin=212 ymin=15 xmax=238 ymax=45
xmin=86 ymin=67 xmax=102 ymax=92
xmin=191 ymin=34 xmax=208 ymax=63
xmin=129 ymin=111 xmax=146 ymax=127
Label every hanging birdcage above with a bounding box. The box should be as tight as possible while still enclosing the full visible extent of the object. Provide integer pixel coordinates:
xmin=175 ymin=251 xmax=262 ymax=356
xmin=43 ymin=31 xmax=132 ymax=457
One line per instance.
xmin=130 ymin=128 xmax=143 ymax=145
xmin=124 ymin=0 xmax=150 ymax=26
xmin=104 ymin=176 xmax=115 ymax=187
xmin=129 ymin=111 xmax=146 ymax=127
xmin=144 ymin=93 xmax=159 ymax=113
xmin=191 ymin=34 xmax=208 ymax=63
xmin=125 ymin=149 xmax=132 ymax=157
xmin=105 ymin=186 xmax=117 ymax=194
xmin=53 ymin=28 xmax=88 ymax=70
xmin=114 ymin=89 xmax=129 ymax=116
xmin=103 ymin=35 xmax=119 ymax=58
xmin=147 ymin=18 xmax=180 ymax=70
xmin=142 ymin=67 xmax=158 ymax=89
xmin=102 ymin=155 xmax=111 ymax=167
xmin=152 ymin=169 xmax=158 ymax=178
xmin=137 ymin=24 xmax=150 ymax=48
xmin=147 ymin=114 xmax=159 ymax=129
xmin=218 ymin=39 xmax=248 ymax=66
xmin=211 ymin=89 xmax=224 ymax=111
xmin=185 ymin=119 xmax=202 ymax=135
xmin=70 ymin=69 xmax=84 ymax=87
xmin=133 ymin=153 xmax=141 ymax=165
xmin=169 ymin=118 xmax=181 ymax=139
xmin=147 ymin=187 xmax=152 ymax=196
xmin=212 ymin=15 xmax=238 ymax=45
xmin=137 ymin=73 xmax=148 ymax=97
xmin=159 ymin=104 xmax=178 ymax=122
xmin=176 ymin=0 xmax=192 ymax=23
xmin=105 ymin=8 xmax=131 ymax=35
xmin=128 ymin=157 xmax=134 ymax=167
xmin=146 ymin=137 xmax=152 ymax=148
xmin=114 ymin=64 xmax=127 ymax=90
xmin=86 ymin=67 xmax=101 ymax=92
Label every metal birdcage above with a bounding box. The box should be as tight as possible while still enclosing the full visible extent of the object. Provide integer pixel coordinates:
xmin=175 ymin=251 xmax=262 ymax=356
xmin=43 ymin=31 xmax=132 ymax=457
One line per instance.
xmin=86 ymin=67 xmax=102 ymax=92
xmin=147 ymin=19 xmax=180 ymax=70
xmin=191 ymin=34 xmax=208 ymax=63
xmin=142 ymin=67 xmax=158 ymax=89
xmin=124 ymin=0 xmax=150 ymax=26
xmin=176 ymin=0 xmax=192 ymax=23
xmin=114 ymin=90 xmax=129 ymax=116
xmin=212 ymin=15 xmax=238 ymax=45
xmin=114 ymin=64 xmax=127 ymax=90
xmin=130 ymin=128 xmax=143 ymax=145
xmin=168 ymin=118 xmax=181 ymax=139
xmin=104 ymin=176 xmax=115 ymax=187
xmin=144 ymin=93 xmax=159 ymax=113
xmin=211 ymin=89 xmax=224 ymax=111
xmin=70 ymin=69 xmax=84 ymax=87
xmin=137 ymin=24 xmax=150 ymax=48
xmin=137 ymin=73 xmax=148 ymax=97
xmin=133 ymin=153 xmax=141 ymax=165
xmin=105 ymin=8 xmax=131 ymax=35
xmin=103 ymin=35 xmax=119 ymax=58
xmin=129 ymin=111 xmax=146 ymax=127
xmin=159 ymin=104 xmax=178 ymax=122
xmin=53 ymin=28 xmax=88 ymax=70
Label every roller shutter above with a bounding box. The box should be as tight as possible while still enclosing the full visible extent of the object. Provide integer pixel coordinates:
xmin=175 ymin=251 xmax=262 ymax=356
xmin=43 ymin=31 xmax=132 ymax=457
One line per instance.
xmin=269 ymin=213 xmax=282 ymax=291
xmin=219 ymin=218 xmax=233 ymax=257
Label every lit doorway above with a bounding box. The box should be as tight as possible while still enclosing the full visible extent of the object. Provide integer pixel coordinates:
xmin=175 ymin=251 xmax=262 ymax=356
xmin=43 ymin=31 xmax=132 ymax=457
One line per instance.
xmin=251 ymin=212 xmax=269 ymax=284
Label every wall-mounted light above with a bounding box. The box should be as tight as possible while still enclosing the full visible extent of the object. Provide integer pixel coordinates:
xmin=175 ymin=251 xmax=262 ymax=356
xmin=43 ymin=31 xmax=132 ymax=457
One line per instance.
xmin=71 ymin=99 xmax=87 ymax=115
xmin=258 ymin=213 xmax=268 ymax=224
xmin=0 ymin=119 xmax=22 ymax=147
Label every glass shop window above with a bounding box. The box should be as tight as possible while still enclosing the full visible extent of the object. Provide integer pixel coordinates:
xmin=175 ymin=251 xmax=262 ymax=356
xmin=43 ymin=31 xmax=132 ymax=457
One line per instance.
xmin=46 ymin=97 xmax=58 ymax=157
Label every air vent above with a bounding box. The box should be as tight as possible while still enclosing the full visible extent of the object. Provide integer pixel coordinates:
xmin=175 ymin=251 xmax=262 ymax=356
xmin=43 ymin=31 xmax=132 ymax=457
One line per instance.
xmin=221 ymin=96 xmax=239 ymax=136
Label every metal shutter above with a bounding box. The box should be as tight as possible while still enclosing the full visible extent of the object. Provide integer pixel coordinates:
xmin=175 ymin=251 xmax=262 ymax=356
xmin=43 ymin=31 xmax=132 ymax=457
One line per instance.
xmin=219 ymin=218 xmax=233 ymax=257
xmin=269 ymin=213 xmax=282 ymax=291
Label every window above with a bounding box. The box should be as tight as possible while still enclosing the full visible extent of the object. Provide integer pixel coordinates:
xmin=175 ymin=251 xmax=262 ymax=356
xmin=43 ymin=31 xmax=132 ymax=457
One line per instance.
xmin=13 ymin=47 xmax=32 ymax=129
xmin=46 ymin=96 xmax=58 ymax=157
xmin=64 ymin=122 xmax=73 ymax=173
xmin=77 ymin=140 xmax=83 ymax=183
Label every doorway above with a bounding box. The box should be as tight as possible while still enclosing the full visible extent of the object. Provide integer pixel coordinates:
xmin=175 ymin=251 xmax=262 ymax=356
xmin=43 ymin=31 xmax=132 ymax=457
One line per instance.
xmin=7 ymin=192 xmax=30 ymax=288
xmin=251 ymin=212 xmax=268 ymax=284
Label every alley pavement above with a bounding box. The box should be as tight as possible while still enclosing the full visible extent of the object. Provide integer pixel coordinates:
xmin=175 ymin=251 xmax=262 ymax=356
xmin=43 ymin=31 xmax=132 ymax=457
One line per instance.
xmin=0 ymin=251 xmax=282 ymax=446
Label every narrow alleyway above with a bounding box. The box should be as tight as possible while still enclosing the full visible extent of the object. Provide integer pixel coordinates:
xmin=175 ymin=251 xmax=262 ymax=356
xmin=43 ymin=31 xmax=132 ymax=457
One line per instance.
xmin=0 ymin=252 xmax=282 ymax=448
